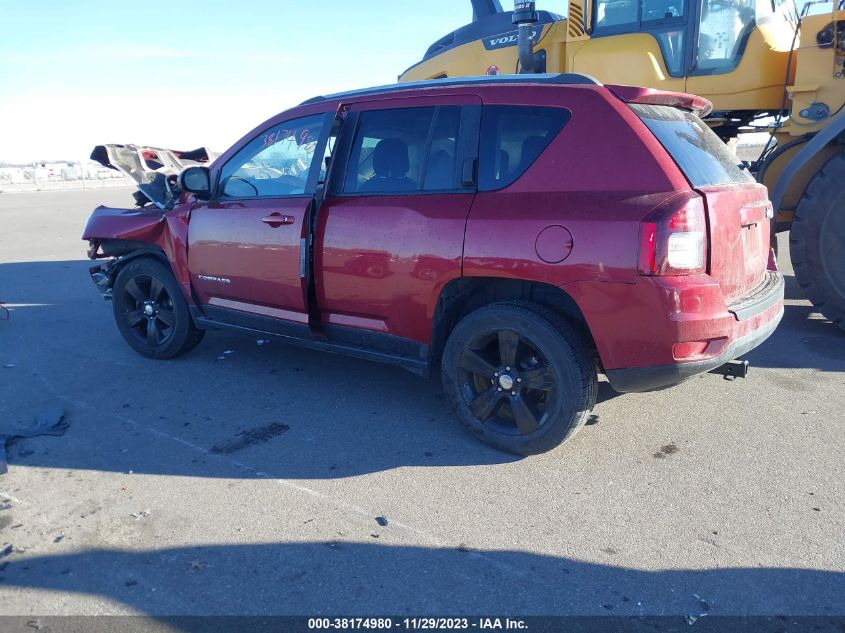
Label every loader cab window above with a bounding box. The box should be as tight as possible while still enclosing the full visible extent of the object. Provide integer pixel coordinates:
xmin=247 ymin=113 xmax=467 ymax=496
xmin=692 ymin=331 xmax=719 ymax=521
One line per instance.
xmin=695 ymin=0 xmax=754 ymax=73
xmin=595 ymin=0 xmax=639 ymax=27
xmin=593 ymin=0 xmax=688 ymax=75
xmin=693 ymin=0 xmax=780 ymax=74
xmin=693 ymin=0 xmax=797 ymax=74
xmin=594 ymin=0 xmax=686 ymax=27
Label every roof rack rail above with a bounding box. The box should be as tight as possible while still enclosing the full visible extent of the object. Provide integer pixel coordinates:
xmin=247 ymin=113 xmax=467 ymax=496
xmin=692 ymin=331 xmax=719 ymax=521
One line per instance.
xmin=299 ymin=73 xmax=602 ymax=106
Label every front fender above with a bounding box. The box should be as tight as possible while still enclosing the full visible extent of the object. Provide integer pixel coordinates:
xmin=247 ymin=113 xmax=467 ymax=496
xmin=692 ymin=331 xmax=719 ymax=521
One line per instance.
xmin=82 ymin=205 xmax=166 ymax=242
xmin=83 ymin=202 xmax=194 ymax=305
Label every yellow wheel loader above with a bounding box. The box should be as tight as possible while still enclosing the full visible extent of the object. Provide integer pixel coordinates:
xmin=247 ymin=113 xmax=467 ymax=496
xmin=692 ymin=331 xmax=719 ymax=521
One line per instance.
xmin=401 ymin=0 xmax=845 ymax=331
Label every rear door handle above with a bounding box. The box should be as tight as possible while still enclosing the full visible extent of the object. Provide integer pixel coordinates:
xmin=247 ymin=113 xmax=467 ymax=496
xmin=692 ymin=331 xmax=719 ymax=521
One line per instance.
xmin=261 ymin=213 xmax=295 ymax=227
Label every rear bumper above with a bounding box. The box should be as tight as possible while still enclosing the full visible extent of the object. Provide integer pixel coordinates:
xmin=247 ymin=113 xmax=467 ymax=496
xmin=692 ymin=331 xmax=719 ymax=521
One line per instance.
xmin=602 ymin=270 xmax=784 ymax=393
xmin=605 ymin=304 xmax=782 ymax=392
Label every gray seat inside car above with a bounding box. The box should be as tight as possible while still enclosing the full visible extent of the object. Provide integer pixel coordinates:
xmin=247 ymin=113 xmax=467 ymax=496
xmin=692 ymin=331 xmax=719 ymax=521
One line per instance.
xmin=360 ymin=138 xmax=417 ymax=192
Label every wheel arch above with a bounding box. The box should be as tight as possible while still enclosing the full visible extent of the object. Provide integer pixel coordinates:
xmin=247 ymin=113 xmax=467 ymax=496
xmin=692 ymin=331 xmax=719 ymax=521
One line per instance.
xmin=430 ymin=276 xmax=599 ymax=368
xmin=101 ymin=240 xmax=168 ymax=262
xmin=97 ymin=243 xmax=171 ymax=294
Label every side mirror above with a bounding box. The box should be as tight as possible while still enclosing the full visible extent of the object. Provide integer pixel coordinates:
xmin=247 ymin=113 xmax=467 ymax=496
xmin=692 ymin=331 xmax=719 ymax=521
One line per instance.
xmin=179 ymin=166 xmax=211 ymax=198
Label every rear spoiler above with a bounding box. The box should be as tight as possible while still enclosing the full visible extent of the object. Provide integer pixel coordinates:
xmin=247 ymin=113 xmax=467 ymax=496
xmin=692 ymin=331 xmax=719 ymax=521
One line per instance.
xmin=606 ymin=84 xmax=713 ymax=118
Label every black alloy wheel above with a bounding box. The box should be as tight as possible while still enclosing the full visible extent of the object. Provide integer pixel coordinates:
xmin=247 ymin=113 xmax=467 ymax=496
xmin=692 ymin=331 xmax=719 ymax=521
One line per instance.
xmin=457 ymin=328 xmax=558 ymax=436
xmin=120 ymin=273 xmax=176 ymax=348
xmin=442 ymin=302 xmax=597 ymax=455
xmin=112 ymin=258 xmax=204 ymax=359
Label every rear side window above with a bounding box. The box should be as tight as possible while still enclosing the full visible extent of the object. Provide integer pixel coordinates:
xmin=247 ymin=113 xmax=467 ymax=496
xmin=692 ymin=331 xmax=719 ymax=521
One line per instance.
xmin=630 ymin=103 xmax=753 ymax=187
xmin=478 ymin=106 xmax=571 ymax=191
xmin=343 ymin=106 xmax=461 ymax=194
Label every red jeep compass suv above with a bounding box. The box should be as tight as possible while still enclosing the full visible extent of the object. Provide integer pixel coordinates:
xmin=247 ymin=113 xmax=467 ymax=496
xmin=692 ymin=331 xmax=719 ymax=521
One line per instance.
xmin=83 ymin=74 xmax=784 ymax=455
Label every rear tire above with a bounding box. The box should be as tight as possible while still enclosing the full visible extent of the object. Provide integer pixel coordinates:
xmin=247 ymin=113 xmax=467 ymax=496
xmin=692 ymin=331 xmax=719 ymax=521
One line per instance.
xmin=112 ymin=258 xmax=204 ymax=359
xmin=790 ymin=151 xmax=845 ymax=332
xmin=441 ymin=302 xmax=598 ymax=455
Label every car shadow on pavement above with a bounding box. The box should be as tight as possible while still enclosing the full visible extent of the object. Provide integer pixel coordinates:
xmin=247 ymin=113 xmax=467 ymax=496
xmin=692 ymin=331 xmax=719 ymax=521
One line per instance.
xmin=0 ymin=542 xmax=843 ymax=618
xmin=0 ymin=260 xmax=842 ymax=482
xmin=1 ymin=260 xmax=524 ymax=480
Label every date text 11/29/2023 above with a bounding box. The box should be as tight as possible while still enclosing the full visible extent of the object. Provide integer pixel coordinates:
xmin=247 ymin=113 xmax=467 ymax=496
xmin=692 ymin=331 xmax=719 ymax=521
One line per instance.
xmin=307 ymin=618 xmax=528 ymax=630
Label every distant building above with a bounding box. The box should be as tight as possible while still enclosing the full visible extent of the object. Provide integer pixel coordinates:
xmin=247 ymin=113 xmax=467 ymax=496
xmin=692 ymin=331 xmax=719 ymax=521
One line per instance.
xmin=0 ymin=167 xmax=27 ymax=184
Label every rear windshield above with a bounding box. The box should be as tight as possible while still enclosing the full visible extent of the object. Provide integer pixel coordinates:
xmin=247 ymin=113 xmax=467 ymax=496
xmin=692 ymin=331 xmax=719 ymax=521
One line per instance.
xmin=630 ymin=103 xmax=754 ymax=187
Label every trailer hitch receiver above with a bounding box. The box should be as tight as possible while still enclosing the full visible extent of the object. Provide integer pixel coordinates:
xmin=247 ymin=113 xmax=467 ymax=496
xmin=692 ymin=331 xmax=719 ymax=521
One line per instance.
xmin=709 ymin=359 xmax=749 ymax=381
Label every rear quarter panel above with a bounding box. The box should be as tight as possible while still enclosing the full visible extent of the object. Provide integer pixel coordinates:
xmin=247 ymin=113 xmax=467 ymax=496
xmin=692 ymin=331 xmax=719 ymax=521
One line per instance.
xmin=463 ymin=86 xmax=688 ymax=287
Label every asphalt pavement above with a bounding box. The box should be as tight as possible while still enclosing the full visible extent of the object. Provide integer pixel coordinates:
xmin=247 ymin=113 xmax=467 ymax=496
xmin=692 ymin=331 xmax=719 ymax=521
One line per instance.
xmin=0 ymin=188 xmax=843 ymax=617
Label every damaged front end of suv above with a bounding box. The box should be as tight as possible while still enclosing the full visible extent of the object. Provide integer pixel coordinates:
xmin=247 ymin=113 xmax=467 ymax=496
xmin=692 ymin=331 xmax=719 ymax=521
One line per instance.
xmin=83 ymin=144 xmax=217 ymax=301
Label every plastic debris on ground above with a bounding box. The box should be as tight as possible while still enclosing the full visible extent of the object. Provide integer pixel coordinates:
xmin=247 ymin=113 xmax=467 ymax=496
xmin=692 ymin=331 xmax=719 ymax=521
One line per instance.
xmin=0 ymin=404 xmax=68 ymax=475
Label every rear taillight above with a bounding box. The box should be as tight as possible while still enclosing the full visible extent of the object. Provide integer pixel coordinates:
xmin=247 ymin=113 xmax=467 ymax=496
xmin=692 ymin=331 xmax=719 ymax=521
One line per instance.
xmin=638 ymin=192 xmax=707 ymax=276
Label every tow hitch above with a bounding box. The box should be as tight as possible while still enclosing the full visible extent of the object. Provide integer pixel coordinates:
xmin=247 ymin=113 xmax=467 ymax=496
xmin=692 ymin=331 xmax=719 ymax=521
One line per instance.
xmin=709 ymin=359 xmax=749 ymax=381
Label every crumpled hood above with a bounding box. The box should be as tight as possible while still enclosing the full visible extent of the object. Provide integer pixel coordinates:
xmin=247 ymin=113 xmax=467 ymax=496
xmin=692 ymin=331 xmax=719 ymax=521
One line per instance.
xmin=90 ymin=144 xmax=219 ymax=208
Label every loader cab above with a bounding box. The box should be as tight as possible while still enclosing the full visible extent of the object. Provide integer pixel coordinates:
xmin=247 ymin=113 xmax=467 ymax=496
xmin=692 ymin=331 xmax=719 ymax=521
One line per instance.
xmin=591 ymin=0 xmax=798 ymax=77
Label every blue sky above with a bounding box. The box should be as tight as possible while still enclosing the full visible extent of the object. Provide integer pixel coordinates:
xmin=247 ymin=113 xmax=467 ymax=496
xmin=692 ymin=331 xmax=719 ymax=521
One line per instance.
xmin=0 ymin=0 xmax=820 ymax=162
xmin=0 ymin=0 xmax=470 ymax=162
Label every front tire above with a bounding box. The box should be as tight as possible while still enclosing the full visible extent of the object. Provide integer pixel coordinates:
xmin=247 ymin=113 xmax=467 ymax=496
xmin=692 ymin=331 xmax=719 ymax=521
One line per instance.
xmin=790 ymin=151 xmax=845 ymax=332
xmin=441 ymin=302 xmax=598 ymax=455
xmin=112 ymin=258 xmax=204 ymax=359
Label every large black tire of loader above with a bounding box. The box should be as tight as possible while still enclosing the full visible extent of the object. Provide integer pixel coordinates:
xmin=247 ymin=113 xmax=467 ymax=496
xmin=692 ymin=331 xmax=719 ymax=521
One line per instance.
xmin=789 ymin=151 xmax=845 ymax=332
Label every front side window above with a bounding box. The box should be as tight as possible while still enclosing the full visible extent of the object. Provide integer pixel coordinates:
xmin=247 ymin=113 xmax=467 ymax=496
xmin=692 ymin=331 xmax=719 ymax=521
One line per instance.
xmin=478 ymin=106 xmax=571 ymax=191
xmin=219 ymin=113 xmax=327 ymax=198
xmin=343 ymin=106 xmax=461 ymax=194
xmin=423 ymin=107 xmax=461 ymax=191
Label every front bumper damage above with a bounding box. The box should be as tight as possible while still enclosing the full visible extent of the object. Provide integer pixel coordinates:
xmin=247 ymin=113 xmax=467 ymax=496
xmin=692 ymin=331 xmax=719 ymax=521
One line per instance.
xmin=89 ymin=260 xmax=115 ymax=299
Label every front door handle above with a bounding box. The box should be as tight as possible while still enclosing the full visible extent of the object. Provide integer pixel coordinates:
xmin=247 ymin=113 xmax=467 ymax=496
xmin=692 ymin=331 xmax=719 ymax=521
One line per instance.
xmin=261 ymin=213 xmax=295 ymax=227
